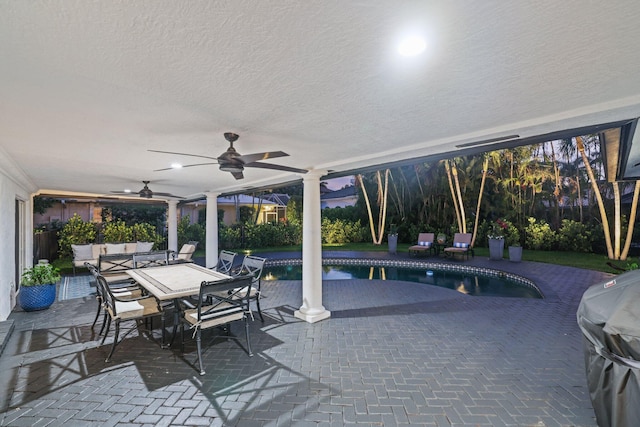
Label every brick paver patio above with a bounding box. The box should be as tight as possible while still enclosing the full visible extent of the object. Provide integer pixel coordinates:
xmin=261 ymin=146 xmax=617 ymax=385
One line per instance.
xmin=0 ymin=253 xmax=613 ymax=426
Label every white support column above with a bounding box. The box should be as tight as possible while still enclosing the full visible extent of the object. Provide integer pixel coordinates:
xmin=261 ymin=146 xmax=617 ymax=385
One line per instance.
xmin=295 ymin=170 xmax=331 ymax=323
xmin=205 ymin=192 xmax=219 ymax=268
xmin=167 ymin=200 xmax=178 ymax=253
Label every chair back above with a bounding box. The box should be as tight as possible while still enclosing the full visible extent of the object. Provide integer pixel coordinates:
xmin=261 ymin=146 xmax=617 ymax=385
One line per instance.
xmin=194 ymin=275 xmax=254 ymax=324
xmin=215 ymin=250 xmax=237 ymax=274
xmin=133 ymin=251 xmax=169 ymax=268
xmin=452 ymin=233 xmax=472 ymax=246
xmin=85 ymin=262 xmax=100 ymax=278
xmin=176 ymin=244 xmax=197 ymax=261
xmin=417 ymin=233 xmax=435 ymax=244
xmin=95 ymin=274 xmax=116 ymax=316
xmin=237 ymin=255 xmax=266 ymax=284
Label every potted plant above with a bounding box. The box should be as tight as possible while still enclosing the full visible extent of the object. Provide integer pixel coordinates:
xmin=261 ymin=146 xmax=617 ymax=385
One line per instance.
xmin=509 ymin=243 xmax=523 ymax=262
xmin=388 ymin=224 xmax=398 ymax=254
xmin=19 ymin=262 xmax=61 ymax=311
xmin=487 ymin=219 xmax=508 ymax=260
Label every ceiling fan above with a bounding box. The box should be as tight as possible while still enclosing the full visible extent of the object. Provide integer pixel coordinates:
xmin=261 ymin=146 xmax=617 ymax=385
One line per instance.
xmin=111 ymin=181 xmax=184 ymax=199
xmin=149 ymin=132 xmax=308 ymax=180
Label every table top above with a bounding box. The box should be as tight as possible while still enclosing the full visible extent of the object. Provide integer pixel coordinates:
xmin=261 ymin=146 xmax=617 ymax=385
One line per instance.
xmin=126 ymin=263 xmax=231 ymax=300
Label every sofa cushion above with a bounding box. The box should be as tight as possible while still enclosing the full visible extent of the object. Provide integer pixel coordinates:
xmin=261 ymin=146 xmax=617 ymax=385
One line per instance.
xmin=124 ymin=243 xmax=138 ymax=254
xmin=71 ymin=244 xmax=94 ymax=261
xmin=105 ymin=243 xmax=126 ymax=254
xmin=136 ymin=241 xmax=154 ymax=252
xmin=92 ymin=244 xmax=105 ymax=259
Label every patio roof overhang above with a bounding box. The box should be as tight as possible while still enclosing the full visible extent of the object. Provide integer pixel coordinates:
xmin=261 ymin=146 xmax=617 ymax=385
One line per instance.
xmin=1 ymin=2 xmax=640 ymax=199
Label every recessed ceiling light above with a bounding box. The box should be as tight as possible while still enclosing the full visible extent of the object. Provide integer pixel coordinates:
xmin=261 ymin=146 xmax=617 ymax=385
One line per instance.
xmin=398 ymin=36 xmax=427 ymax=56
xmin=171 ymin=163 xmax=183 ymax=169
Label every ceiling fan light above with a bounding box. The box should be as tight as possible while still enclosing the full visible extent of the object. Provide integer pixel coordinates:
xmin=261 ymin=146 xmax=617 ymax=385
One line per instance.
xmin=219 ymin=164 xmax=243 ymax=173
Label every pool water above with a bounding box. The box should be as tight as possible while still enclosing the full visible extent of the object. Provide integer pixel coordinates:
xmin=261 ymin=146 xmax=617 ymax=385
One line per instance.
xmin=262 ymin=264 xmax=542 ymax=299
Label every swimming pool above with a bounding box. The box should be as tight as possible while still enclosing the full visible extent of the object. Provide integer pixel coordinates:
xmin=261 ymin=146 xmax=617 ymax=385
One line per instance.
xmin=262 ymin=259 xmax=543 ymax=299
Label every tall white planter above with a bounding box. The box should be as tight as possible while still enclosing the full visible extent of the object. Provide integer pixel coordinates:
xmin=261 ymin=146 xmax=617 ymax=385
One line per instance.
xmin=488 ymin=238 xmax=504 ymax=260
xmin=388 ymin=234 xmax=398 ymax=254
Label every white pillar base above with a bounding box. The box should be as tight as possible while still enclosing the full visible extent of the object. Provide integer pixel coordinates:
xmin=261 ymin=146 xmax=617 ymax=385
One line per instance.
xmin=294 ymin=308 xmax=331 ymax=323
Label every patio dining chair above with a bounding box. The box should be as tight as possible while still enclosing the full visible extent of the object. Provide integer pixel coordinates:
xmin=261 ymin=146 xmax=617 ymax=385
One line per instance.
xmin=213 ymin=250 xmax=237 ymax=274
xmin=132 ymin=251 xmax=172 ymax=344
xmin=85 ymin=262 xmax=143 ymax=335
xmin=173 ymin=274 xmax=254 ymax=375
xmin=230 ymin=255 xmax=267 ymax=322
xmin=132 ymin=251 xmax=169 ymax=269
xmin=95 ymin=273 xmax=163 ymax=362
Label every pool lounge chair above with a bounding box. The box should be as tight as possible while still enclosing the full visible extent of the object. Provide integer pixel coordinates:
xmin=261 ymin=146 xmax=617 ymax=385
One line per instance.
xmin=408 ymin=233 xmax=436 ymax=257
xmin=443 ymin=233 xmax=474 ymax=260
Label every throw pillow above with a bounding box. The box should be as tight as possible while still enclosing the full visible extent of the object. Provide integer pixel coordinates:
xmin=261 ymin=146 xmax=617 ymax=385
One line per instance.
xmin=105 ymin=243 xmax=126 ymax=254
xmin=136 ymin=241 xmax=154 ymax=252
xmin=418 ymin=241 xmax=426 ymax=246
xmin=71 ymin=244 xmax=94 ymax=260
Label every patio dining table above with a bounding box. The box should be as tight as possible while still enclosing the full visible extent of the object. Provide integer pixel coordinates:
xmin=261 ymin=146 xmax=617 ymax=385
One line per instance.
xmin=126 ymin=263 xmax=232 ymax=301
xmin=126 ymin=263 xmax=233 ymax=346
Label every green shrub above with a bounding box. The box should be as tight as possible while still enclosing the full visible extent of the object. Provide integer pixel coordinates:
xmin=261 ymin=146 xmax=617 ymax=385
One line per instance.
xmin=322 ymin=205 xmax=362 ymax=222
xmin=220 ymin=224 xmax=243 ymax=249
xmin=321 ymin=218 xmax=367 ymax=244
xmin=524 ymin=217 xmax=556 ymax=250
xmin=557 ymin=219 xmax=592 ymax=252
xmin=177 ymin=216 xmax=205 ymax=247
xmin=219 ymin=221 xmax=302 ymax=249
xmin=57 ymin=214 xmax=97 ymax=257
xmin=103 ymin=220 xmax=133 ymax=243
xmin=131 ymin=222 xmax=165 ymax=249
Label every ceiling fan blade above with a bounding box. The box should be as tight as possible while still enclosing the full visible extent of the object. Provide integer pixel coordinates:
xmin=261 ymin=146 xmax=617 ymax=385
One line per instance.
xmin=152 ymin=192 xmax=185 ymax=199
xmin=148 ymin=149 xmax=219 ymax=161
xmin=231 ymin=171 xmax=244 ymax=180
xmin=244 ymin=161 xmax=308 ymax=174
xmin=237 ymin=151 xmax=288 ymax=164
xmin=154 ymin=162 xmax=218 ymax=171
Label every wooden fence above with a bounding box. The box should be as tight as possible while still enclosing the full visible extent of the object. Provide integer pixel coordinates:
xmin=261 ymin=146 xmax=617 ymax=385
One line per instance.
xmin=33 ymin=230 xmax=58 ymax=263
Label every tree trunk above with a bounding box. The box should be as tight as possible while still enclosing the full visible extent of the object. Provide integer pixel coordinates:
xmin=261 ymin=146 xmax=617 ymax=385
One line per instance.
xmin=444 ymin=160 xmax=462 ymax=232
xmin=621 ymin=180 xmax=640 ymax=260
xmin=613 ymin=182 xmax=621 ymax=259
xmin=452 ymin=162 xmax=467 ymax=233
xmin=577 ymin=136 xmax=614 ymax=259
xmin=471 ymin=156 xmax=489 ymax=247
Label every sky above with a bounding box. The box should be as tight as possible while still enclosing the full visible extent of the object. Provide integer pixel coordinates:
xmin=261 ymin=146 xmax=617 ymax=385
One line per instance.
xmin=324 ymin=176 xmax=355 ymax=190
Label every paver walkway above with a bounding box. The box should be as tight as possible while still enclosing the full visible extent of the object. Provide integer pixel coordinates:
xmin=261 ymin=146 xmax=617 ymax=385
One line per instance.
xmin=0 ymin=252 xmax=613 ymax=426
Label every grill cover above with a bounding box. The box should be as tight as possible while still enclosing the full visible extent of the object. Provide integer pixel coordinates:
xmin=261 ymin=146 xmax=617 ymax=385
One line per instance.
xmin=576 ymin=270 xmax=640 ymax=427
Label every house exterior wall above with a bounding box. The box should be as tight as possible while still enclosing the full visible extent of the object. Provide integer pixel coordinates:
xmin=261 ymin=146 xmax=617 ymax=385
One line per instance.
xmin=34 ymin=201 xmax=97 ymax=226
xmin=0 ymin=161 xmax=34 ymax=321
xmin=180 ymin=202 xmax=285 ymax=226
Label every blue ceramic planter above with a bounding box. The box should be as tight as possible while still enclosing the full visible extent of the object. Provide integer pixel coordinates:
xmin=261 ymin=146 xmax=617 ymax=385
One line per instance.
xmin=19 ymin=283 xmax=56 ymax=311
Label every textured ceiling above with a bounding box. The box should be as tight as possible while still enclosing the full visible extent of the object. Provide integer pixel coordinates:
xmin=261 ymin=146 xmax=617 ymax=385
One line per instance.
xmin=1 ymin=1 xmax=640 ymax=200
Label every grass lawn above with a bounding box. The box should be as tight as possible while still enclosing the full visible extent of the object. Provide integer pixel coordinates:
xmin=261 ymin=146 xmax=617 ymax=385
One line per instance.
xmin=53 ymin=242 xmax=631 ymax=275
xmin=228 ymin=242 xmax=628 ymax=275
